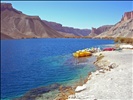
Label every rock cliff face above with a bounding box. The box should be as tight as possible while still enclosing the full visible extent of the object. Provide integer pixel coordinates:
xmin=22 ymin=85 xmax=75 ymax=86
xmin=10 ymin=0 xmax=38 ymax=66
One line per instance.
xmin=89 ymin=25 xmax=113 ymax=37
xmin=96 ymin=11 xmax=133 ymax=38
xmin=1 ymin=3 xmax=65 ymax=39
xmin=121 ymin=11 xmax=133 ymax=21
xmin=43 ymin=20 xmax=91 ymax=36
xmin=1 ymin=3 xmax=132 ymax=39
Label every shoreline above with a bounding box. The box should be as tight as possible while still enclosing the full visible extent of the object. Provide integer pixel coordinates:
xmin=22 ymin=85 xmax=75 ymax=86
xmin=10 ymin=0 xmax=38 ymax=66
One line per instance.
xmin=3 ymin=43 xmax=132 ymax=100
xmin=68 ymin=45 xmax=133 ymax=100
xmin=13 ymin=55 xmax=97 ymax=100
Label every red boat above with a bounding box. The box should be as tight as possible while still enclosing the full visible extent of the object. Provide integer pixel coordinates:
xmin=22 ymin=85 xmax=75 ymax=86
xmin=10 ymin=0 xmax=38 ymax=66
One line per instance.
xmin=103 ymin=48 xmax=115 ymax=51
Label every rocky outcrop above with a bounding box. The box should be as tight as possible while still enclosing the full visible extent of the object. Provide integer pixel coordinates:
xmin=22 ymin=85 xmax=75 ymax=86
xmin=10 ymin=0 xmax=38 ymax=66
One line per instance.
xmin=1 ymin=3 xmax=66 ymax=39
xmin=89 ymin=25 xmax=113 ymax=37
xmin=15 ymin=83 xmax=61 ymax=100
xmin=43 ymin=20 xmax=91 ymax=36
xmin=89 ymin=27 xmax=100 ymax=37
xmin=1 ymin=3 xmax=22 ymax=14
xmin=96 ymin=11 xmax=133 ymax=38
xmin=121 ymin=11 xmax=133 ymax=21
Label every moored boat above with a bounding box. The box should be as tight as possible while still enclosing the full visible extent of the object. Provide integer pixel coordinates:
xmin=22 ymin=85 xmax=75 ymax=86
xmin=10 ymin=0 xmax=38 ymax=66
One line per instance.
xmin=103 ymin=47 xmax=115 ymax=51
xmin=73 ymin=50 xmax=92 ymax=58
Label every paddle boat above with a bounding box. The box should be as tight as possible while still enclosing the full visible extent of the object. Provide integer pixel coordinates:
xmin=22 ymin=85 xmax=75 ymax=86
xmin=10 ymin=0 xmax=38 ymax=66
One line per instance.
xmin=103 ymin=47 xmax=115 ymax=51
xmin=73 ymin=49 xmax=92 ymax=58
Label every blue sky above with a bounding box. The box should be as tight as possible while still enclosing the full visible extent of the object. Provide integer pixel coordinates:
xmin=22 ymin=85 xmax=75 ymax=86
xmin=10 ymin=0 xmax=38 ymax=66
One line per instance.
xmin=2 ymin=1 xmax=133 ymax=29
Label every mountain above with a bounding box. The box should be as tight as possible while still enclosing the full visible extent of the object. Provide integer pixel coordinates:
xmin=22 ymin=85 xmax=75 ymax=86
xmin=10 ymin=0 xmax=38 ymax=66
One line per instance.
xmin=1 ymin=3 xmax=132 ymax=39
xmin=1 ymin=32 xmax=13 ymax=39
xmin=88 ymin=25 xmax=113 ymax=37
xmin=43 ymin=20 xmax=91 ymax=36
xmin=1 ymin=3 xmax=67 ymax=39
xmin=89 ymin=25 xmax=113 ymax=37
xmin=96 ymin=11 xmax=133 ymax=38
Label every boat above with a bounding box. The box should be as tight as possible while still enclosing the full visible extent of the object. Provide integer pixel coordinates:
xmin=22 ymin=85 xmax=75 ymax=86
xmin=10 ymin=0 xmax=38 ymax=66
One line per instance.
xmin=103 ymin=47 xmax=115 ymax=51
xmin=73 ymin=49 xmax=92 ymax=58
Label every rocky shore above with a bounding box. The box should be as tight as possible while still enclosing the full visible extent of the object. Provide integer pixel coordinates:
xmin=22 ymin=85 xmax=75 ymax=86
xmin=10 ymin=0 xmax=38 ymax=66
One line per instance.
xmin=68 ymin=47 xmax=133 ymax=100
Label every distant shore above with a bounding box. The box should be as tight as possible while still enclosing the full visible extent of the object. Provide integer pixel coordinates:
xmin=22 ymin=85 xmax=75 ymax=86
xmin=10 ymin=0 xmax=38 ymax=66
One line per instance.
xmin=68 ymin=44 xmax=133 ymax=100
xmin=1 ymin=37 xmax=133 ymax=46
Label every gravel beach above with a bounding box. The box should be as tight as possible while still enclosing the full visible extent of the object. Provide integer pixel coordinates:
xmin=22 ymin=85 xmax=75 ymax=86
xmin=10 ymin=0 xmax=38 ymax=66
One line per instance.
xmin=68 ymin=49 xmax=133 ymax=100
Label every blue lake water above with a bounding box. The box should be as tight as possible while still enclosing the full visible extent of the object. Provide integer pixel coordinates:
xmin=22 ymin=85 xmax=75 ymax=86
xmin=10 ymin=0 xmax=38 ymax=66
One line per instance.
xmin=1 ymin=38 xmax=114 ymax=100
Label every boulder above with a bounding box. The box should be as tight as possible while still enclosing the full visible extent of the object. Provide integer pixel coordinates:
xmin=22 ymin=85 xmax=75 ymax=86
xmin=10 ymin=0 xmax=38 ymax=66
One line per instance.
xmin=75 ymin=84 xmax=87 ymax=92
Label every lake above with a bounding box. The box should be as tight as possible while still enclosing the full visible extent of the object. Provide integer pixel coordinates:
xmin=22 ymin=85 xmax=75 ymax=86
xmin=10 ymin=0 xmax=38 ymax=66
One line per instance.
xmin=1 ymin=38 xmax=114 ymax=100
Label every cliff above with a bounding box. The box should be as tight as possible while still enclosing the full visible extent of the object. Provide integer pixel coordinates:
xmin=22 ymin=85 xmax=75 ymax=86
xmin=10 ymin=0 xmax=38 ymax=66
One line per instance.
xmin=1 ymin=3 xmax=65 ymax=39
xmin=96 ymin=11 xmax=133 ymax=38
xmin=89 ymin=25 xmax=113 ymax=37
xmin=121 ymin=11 xmax=133 ymax=21
xmin=43 ymin=20 xmax=91 ymax=36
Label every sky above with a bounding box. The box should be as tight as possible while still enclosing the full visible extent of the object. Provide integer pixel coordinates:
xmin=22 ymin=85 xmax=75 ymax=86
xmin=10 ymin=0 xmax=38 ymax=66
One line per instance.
xmin=2 ymin=1 xmax=133 ymax=29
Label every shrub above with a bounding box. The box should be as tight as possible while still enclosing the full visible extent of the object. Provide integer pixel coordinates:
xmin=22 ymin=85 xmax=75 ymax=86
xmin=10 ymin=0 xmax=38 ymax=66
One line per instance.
xmin=114 ymin=37 xmax=133 ymax=44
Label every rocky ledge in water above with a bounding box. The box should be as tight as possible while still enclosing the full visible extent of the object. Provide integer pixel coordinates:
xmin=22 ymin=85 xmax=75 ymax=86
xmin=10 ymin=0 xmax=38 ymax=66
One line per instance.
xmin=14 ymin=83 xmax=61 ymax=100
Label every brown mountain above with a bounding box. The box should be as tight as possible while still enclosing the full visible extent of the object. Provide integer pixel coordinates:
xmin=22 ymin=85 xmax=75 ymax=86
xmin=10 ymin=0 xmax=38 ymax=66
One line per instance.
xmin=43 ymin=20 xmax=91 ymax=36
xmin=96 ymin=11 xmax=133 ymax=38
xmin=1 ymin=3 xmax=67 ymax=39
xmin=121 ymin=11 xmax=133 ymax=21
xmin=1 ymin=32 xmax=13 ymax=39
xmin=88 ymin=25 xmax=113 ymax=37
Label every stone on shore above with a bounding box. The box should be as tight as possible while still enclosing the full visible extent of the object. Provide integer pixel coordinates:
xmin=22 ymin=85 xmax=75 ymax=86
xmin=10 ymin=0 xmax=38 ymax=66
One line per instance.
xmin=75 ymin=84 xmax=87 ymax=92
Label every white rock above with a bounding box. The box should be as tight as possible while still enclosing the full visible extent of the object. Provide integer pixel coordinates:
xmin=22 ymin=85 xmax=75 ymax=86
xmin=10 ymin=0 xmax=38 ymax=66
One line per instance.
xmin=99 ymin=69 xmax=104 ymax=73
xmin=75 ymin=84 xmax=87 ymax=92
xmin=120 ymin=44 xmax=133 ymax=49
xmin=95 ymin=70 xmax=99 ymax=75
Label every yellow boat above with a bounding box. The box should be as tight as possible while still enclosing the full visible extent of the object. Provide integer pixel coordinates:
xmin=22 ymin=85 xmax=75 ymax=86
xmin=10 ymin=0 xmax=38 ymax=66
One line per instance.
xmin=73 ymin=53 xmax=79 ymax=57
xmin=73 ymin=50 xmax=92 ymax=58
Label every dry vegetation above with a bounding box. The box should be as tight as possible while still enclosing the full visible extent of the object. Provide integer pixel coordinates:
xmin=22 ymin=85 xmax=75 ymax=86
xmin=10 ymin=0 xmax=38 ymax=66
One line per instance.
xmin=102 ymin=36 xmax=115 ymax=39
xmin=94 ymin=36 xmax=133 ymax=44
xmin=93 ymin=36 xmax=115 ymax=40
xmin=114 ymin=37 xmax=133 ymax=44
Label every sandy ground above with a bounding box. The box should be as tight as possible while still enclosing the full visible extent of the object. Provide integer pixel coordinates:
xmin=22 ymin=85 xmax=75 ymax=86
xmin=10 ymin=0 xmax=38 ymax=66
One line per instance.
xmin=68 ymin=49 xmax=133 ymax=100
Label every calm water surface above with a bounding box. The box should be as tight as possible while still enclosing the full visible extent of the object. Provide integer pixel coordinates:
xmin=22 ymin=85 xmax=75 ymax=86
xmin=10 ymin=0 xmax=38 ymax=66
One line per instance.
xmin=1 ymin=38 xmax=114 ymax=100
